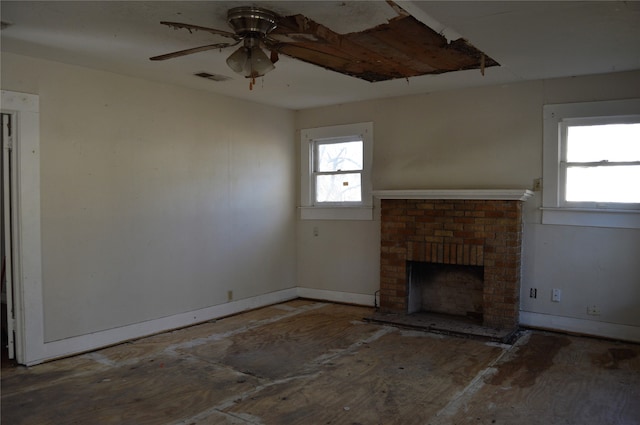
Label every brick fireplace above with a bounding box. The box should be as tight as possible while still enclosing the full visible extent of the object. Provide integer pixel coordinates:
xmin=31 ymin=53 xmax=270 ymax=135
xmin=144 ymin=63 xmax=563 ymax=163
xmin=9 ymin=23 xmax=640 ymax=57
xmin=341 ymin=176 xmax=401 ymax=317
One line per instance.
xmin=375 ymin=190 xmax=533 ymax=330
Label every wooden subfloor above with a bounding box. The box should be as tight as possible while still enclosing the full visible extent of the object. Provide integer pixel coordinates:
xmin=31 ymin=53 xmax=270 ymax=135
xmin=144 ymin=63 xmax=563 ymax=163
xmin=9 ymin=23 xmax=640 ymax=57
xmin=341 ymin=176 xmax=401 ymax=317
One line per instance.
xmin=1 ymin=300 xmax=639 ymax=424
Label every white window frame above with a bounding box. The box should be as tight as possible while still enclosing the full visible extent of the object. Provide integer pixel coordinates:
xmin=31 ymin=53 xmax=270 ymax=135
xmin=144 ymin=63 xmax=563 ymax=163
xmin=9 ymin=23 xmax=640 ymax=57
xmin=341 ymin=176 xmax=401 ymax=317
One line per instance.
xmin=300 ymin=122 xmax=373 ymax=220
xmin=542 ymin=99 xmax=640 ymax=229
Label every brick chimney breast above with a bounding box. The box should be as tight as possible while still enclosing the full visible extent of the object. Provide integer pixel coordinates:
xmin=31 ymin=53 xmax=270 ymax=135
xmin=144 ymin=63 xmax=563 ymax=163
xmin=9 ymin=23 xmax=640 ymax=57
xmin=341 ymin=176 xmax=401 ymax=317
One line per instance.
xmin=375 ymin=190 xmax=533 ymax=330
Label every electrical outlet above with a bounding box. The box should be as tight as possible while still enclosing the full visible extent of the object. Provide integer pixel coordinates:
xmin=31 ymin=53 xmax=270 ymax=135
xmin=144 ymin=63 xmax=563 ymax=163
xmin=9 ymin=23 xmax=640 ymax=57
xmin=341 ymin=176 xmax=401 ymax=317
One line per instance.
xmin=587 ymin=305 xmax=600 ymax=315
xmin=227 ymin=290 xmax=233 ymax=302
xmin=552 ymin=288 xmax=561 ymax=302
xmin=313 ymin=226 xmax=319 ymax=237
xmin=533 ymin=178 xmax=542 ymax=191
xmin=529 ymin=288 xmax=537 ymax=298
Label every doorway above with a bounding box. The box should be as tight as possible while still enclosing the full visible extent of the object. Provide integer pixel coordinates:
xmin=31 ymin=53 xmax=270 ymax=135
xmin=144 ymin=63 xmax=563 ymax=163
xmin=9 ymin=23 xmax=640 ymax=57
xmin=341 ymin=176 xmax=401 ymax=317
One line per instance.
xmin=1 ymin=112 xmax=16 ymax=366
xmin=0 ymin=90 xmax=43 ymax=366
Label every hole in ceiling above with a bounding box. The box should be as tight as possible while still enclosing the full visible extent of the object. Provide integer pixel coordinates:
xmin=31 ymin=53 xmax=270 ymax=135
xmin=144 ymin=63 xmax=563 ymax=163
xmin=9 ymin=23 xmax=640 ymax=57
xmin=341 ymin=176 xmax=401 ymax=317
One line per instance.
xmin=270 ymin=9 xmax=499 ymax=82
xmin=153 ymin=2 xmax=498 ymax=83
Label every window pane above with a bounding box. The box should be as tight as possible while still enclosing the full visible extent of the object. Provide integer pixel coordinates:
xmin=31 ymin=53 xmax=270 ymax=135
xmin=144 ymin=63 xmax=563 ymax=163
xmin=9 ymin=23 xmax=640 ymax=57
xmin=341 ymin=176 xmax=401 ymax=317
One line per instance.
xmin=566 ymin=165 xmax=640 ymax=203
xmin=315 ymin=173 xmax=362 ymax=203
xmin=317 ymin=141 xmax=363 ymax=172
xmin=567 ymin=123 xmax=640 ymax=162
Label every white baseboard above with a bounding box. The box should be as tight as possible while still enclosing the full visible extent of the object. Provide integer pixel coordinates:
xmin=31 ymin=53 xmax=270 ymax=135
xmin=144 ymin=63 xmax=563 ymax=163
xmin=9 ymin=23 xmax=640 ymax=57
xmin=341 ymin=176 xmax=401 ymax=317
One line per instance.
xmin=296 ymin=287 xmax=375 ymax=307
xmin=519 ymin=311 xmax=640 ymax=343
xmin=28 ymin=291 xmax=638 ymax=365
xmin=30 ymin=287 xmax=375 ymax=366
xmin=31 ymin=288 xmax=298 ymax=366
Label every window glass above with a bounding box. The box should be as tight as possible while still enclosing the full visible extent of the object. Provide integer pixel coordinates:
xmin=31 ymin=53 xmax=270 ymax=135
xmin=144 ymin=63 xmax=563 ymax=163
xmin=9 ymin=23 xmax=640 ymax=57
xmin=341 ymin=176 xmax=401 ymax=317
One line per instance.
xmin=565 ymin=122 xmax=640 ymax=204
xmin=316 ymin=141 xmax=363 ymax=172
xmin=566 ymin=166 xmax=640 ymax=203
xmin=567 ymin=124 xmax=640 ymax=162
xmin=315 ymin=173 xmax=362 ymax=202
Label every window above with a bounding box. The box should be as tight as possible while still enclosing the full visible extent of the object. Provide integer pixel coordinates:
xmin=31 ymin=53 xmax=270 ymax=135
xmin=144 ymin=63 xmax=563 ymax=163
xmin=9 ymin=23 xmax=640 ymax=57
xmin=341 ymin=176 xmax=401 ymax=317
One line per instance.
xmin=542 ymin=99 xmax=640 ymax=229
xmin=300 ymin=122 xmax=373 ymax=220
xmin=314 ymin=139 xmax=363 ymax=203
xmin=563 ymin=120 xmax=640 ymax=206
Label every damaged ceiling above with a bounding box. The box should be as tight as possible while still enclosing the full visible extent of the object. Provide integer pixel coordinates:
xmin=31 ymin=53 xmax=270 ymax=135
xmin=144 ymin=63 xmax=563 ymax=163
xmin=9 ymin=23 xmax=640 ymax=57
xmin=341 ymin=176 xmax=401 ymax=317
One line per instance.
xmin=150 ymin=2 xmax=498 ymax=82
xmin=270 ymin=3 xmax=498 ymax=82
xmin=1 ymin=1 xmax=639 ymax=109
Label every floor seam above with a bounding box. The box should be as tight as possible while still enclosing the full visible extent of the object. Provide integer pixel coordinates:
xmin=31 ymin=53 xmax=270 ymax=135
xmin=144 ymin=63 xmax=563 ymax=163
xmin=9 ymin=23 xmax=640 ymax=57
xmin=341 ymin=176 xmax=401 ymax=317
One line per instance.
xmin=163 ymin=302 xmax=328 ymax=356
xmin=429 ymin=331 xmax=532 ymax=423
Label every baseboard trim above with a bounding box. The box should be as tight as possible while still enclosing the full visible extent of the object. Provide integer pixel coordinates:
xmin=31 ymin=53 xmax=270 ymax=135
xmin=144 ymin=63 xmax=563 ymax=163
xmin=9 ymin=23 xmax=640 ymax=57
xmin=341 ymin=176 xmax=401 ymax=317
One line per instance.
xmin=26 ymin=292 xmax=638 ymax=365
xmin=31 ymin=288 xmax=298 ymax=366
xmin=519 ymin=311 xmax=640 ymax=343
xmin=296 ymin=287 xmax=375 ymax=307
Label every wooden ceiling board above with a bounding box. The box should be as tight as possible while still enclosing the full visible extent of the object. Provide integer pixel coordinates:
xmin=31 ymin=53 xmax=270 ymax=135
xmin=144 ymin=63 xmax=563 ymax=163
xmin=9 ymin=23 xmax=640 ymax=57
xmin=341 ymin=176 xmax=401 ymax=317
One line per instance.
xmin=276 ymin=43 xmax=404 ymax=82
xmin=273 ymin=14 xmax=415 ymax=81
xmin=363 ymin=17 xmax=460 ymax=71
xmin=347 ymin=30 xmax=440 ymax=75
xmin=271 ymin=10 xmax=498 ymax=82
xmin=354 ymin=15 xmax=499 ymax=74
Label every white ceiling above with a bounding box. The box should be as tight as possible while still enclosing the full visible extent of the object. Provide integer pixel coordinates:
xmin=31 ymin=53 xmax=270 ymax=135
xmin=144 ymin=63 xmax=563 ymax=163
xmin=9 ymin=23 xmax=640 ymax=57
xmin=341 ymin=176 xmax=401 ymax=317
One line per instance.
xmin=2 ymin=1 xmax=640 ymax=110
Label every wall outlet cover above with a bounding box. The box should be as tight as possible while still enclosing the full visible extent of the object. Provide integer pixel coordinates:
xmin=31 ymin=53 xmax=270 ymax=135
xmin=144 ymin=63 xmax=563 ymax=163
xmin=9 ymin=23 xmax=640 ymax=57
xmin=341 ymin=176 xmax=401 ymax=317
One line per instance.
xmin=587 ymin=305 xmax=601 ymax=315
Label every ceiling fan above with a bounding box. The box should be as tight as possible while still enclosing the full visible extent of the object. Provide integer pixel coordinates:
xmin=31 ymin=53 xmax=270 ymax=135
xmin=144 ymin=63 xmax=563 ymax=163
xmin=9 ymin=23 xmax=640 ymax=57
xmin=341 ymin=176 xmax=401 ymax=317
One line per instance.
xmin=150 ymin=3 xmax=499 ymax=88
xmin=151 ymin=7 xmax=281 ymax=88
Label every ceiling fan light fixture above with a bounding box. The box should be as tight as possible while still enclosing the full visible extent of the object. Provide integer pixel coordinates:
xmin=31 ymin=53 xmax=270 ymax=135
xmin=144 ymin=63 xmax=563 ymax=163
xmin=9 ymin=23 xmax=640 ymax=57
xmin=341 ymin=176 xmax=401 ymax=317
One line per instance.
xmin=226 ymin=46 xmax=249 ymax=73
xmin=247 ymin=45 xmax=275 ymax=77
xmin=226 ymin=39 xmax=275 ymax=78
xmin=224 ymin=6 xmax=278 ymax=79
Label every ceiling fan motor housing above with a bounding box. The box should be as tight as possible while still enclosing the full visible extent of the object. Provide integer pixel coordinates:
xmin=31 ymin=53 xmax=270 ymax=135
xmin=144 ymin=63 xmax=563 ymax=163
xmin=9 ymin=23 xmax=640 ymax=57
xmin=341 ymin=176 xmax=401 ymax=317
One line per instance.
xmin=227 ymin=7 xmax=277 ymax=38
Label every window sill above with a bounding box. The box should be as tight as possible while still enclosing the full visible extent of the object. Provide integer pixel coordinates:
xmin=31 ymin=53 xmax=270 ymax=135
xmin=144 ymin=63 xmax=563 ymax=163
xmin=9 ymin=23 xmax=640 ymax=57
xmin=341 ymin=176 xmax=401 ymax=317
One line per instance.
xmin=541 ymin=207 xmax=640 ymax=229
xmin=299 ymin=206 xmax=374 ymax=221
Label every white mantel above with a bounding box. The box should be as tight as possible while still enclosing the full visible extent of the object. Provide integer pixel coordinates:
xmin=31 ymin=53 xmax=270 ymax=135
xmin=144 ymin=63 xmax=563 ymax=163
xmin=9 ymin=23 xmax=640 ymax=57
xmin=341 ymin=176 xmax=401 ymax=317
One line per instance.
xmin=372 ymin=189 xmax=534 ymax=201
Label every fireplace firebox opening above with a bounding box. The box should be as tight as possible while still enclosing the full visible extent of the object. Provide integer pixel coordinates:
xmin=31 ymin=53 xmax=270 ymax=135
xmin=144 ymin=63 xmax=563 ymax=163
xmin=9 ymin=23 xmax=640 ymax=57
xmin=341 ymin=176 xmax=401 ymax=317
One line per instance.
xmin=407 ymin=261 xmax=484 ymax=321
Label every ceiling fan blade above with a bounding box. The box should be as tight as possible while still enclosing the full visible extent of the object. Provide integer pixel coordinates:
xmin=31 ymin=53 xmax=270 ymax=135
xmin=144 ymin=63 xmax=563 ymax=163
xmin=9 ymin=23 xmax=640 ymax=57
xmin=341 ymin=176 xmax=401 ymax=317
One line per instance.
xmin=160 ymin=21 xmax=240 ymax=40
xmin=150 ymin=41 xmax=240 ymax=61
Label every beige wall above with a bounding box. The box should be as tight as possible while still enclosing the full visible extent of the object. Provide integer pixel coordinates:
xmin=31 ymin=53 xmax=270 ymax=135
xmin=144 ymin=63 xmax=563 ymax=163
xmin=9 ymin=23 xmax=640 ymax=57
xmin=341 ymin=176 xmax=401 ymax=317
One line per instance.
xmin=296 ymin=70 xmax=640 ymax=335
xmin=2 ymin=49 xmax=639 ymax=346
xmin=2 ymin=53 xmax=297 ymax=342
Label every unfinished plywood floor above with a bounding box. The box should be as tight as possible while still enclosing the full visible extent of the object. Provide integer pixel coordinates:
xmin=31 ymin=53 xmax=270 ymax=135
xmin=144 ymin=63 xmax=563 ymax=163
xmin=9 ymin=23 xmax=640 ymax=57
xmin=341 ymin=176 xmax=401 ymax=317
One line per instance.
xmin=2 ymin=300 xmax=639 ymax=424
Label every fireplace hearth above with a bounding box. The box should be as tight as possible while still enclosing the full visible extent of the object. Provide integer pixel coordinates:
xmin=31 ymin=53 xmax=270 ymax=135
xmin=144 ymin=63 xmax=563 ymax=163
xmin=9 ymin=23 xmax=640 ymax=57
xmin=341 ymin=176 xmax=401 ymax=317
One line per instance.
xmin=371 ymin=190 xmax=533 ymax=337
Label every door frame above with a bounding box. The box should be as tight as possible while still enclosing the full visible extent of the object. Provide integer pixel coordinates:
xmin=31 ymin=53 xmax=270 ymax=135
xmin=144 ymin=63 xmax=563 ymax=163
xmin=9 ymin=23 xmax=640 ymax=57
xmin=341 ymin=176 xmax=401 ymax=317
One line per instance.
xmin=1 ymin=90 xmax=43 ymax=365
xmin=2 ymin=112 xmax=16 ymax=359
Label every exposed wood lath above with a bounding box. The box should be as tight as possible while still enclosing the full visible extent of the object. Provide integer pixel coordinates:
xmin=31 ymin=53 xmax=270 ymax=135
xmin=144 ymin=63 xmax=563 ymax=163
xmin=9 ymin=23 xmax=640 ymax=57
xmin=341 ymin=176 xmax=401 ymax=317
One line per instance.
xmin=271 ymin=6 xmax=499 ymax=82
